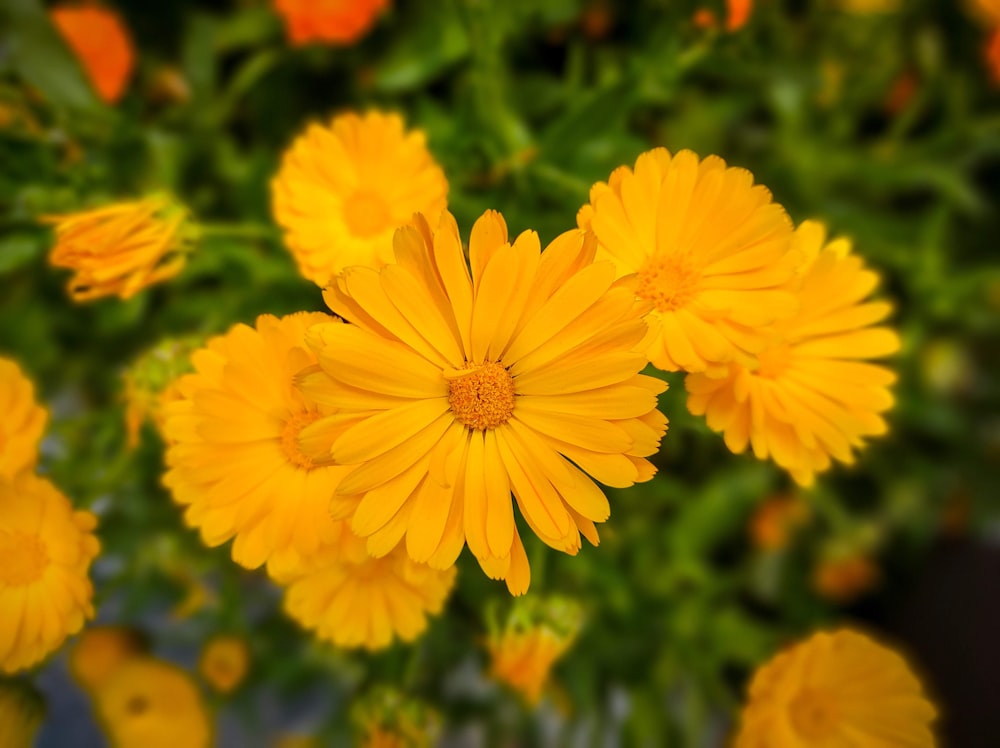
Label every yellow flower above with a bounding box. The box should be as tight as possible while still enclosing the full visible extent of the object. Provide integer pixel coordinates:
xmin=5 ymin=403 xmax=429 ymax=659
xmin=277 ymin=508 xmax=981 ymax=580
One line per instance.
xmin=123 ymin=336 xmax=202 ymax=448
xmin=272 ymin=110 xmax=448 ymax=286
xmin=0 ymin=473 xmax=99 ymax=674
xmin=45 ymin=194 xmax=195 ymax=302
xmin=0 ymin=679 xmax=45 ymax=748
xmin=162 ymin=312 xmax=353 ymax=578
xmin=734 ymin=629 xmax=936 ymax=747
xmin=94 ymin=657 xmax=212 ymax=748
xmin=69 ymin=626 xmax=146 ymax=692
xmin=486 ymin=597 xmax=581 ymax=705
xmin=198 ymin=634 xmax=250 ymax=694
xmin=281 ymin=529 xmax=456 ymax=651
xmin=0 ymin=357 xmax=48 ymax=480
xmin=577 ymin=148 xmax=799 ymax=376
xmin=686 ymin=221 xmax=900 ymax=486
xmin=302 ymin=211 xmax=667 ymax=595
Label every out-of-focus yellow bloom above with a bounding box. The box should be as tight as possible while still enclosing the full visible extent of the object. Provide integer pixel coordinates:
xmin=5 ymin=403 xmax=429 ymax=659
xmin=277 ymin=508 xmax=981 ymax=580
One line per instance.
xmin=45 ymin=194 xmax=196 ymax=302
xmin=0 ymin=473 xmax=99 ymax=674
xmin=734 ymin=629 xmax=936 ymax=746
xmin=95 ymin=657 xmax=212 ymax=748
xmin=123 ymin=336 xmax=202 ymax=448
xmin=272 ymin=0 xmax=390 ymax=46
xmin=198 ymin=635 xmax=250 ymax=694
xmin=272 ymin=110 xmax=448 ymax=285
xmin=813 ymin=552 xmax=880 ymax=603
xmin=50 ymin=4 xmax=134 ymax=103
xmin=0 ymin=357 xmax=48 ymax=480
xmin=69 ymin=626 xmax=146 ymax=693
xmin=486 ymin=597 xmax=582 ymax=705
xmin=749 ymin=495 xmax=809 ymax=552
xmin=353 ymin=689 xmax=440 ymax=748
xmin=0 ymin=679 xmax=45 ymax=748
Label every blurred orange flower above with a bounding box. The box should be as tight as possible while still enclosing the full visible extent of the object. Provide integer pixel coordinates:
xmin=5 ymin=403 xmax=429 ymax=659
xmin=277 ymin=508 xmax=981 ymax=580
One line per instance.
xmin=813 ymin=553 xmax=880 ymax=603
xmin=986 ymin=29 xmax=1000 ymax=85
xmin=69 ymin=626 xmax=146 ymax=692
xmin=273 ymin=0 xmax=390 ymax=46
xmin=198 ymin=635 xmax=250 ymax=694
xmin=50 ymin=5 xmax=134 ymax=104
xmin=726 ymin=0 xmax=753 ymax=31
xmin=749 ymin=495 xmax=809 ymax=552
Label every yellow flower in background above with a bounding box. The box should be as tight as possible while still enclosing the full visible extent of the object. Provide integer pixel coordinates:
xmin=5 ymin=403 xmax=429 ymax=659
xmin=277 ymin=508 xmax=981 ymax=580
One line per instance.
xmin=734 ymin=629 xmax=936 ymax=747
xmin=0 ymin=357 xmax=48 ymax=480
xmin=198 ymin=634 xmax=250 ymax=694
xmin=272 ymin=0 xmax=391 ymax=47
xmin=0 ymin=679 xmax=45 ymax=748
xmin=162 ymin=312 xmax=353 ymax=578
xmin=69 ymin=626 xmax=147 ymax=693
xmin=486 ymin=596 xmax=582 ymax=705
xmin=281 ymin=529 xmax=456 ymax=651
xmin=123 ymin=336 xmax=202 ymax=448
xmin=352 ymin=688 xmax=440 ymax=748
xmin=302 ymin=211 xmax=666 ymax=595
xmin=749 ymin=495 xmax=810 ymax=552
xmin=272 ymin=110 xmax=448 ymax=286
xmin=45 ymin=194 xmax=196 ymax=302
xmin=0 ymin=473 xmax=99 ymax=674
xmin=687 ymin=221 xmax=900 ymax=485
xmin=578 ymin=148 xmax=798 ymax=376
xmin=95 ymin=657 xmax=212 ymax=748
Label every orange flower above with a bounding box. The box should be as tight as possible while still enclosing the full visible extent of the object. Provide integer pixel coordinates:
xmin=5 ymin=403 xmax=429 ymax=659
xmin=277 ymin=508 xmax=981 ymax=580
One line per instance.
xmin=813 ymin=553 xmax=880 ymax=603
xmin=50 ymin=5 xmax=134 ymax=104
xmin=749 ymin=495 xmax=809 ymax=552
xmin=273 ymin=0 xmax=390 ymax=46
xmin=726 ymin=0 xmax=753 ymax=31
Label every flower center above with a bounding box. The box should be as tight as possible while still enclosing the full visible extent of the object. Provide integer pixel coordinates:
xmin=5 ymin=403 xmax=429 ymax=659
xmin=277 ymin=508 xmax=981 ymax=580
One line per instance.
xmin=0 ymin=530 xmax=50 ymax=586
xmin=446 ymin=362 xmax=516 ymax=430
xmin=637 ymin=254 xmax=700 ymax=312
xmin=789 ymin=688 xmax=840 ymax=739
xmin=280 ymin=410 xmax=322 ymax=470
xmin=756 ymin=344 xmax=793 ymax=379
xmin=343 ymin=190 xmax=392 ymax=238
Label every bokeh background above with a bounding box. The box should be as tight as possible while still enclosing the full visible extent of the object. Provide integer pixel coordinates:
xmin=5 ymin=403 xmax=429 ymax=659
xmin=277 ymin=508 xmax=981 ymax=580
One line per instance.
xmin=1 ymin=0 xmax=999 ymax=745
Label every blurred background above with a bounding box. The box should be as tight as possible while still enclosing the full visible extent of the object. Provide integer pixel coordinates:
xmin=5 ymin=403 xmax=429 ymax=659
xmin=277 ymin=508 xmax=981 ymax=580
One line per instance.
xmin=1 ymin=0 xmax=999 ymax=745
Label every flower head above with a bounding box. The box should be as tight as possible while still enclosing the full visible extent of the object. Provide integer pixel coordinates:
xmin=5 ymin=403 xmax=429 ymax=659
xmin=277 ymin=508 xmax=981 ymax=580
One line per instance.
xmin=272 ymin=111 xmax=448 ymax=286
xmin=123 ymin=336 xmax=202 ymax=448
xmin=578 ymin=148 xmax=799 ymax=376
xmin=273 ymin=0 xmax=390 ymax=46
xmin=46 ymin=194 xmax=196 ymax=302
xmin=686 ymin=221 xmax=900 ymax=485
xmin=50 ymin=4 xmax=134 ymax=103
xmin=0 ymin=357 xmax=48 ymax=480
xmin=302 ymin=211 xmax=667 ymax=594
xmin=69 ymin=626 xmax=147 ymax=692
xmin=198 ymin=634 xmax=250 ymax=694
xmin=162 ymin=312 xmax=353 ymax=578
xmin=0 ymin=473 xmax=99 ymax=673
xmin=94 ymin=657 xmax=212 ymax=748
xmin=352 ymin=688 xmax=440 ymax=748
xmin=734 ymin=629 xmax=936 ymax=747
xmin=726 ymin=0 xmax=753 ymax=30
xmin=281 ymin=529 xmax=456 ymax=651
xmin=0 ymin=679 xmax=45 ymax=748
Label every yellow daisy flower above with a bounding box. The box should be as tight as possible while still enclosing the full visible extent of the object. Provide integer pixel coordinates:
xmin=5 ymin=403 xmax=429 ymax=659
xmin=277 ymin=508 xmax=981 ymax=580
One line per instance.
xmin=198 ymin=634 xmax=250 ymax=694
xmin=272 ymin=110 xmax=448 ymax=286
xmin=69 ymin=626 xmax=147 ymax=692
xmin=0 ymin=473 xmax=99 ymax=674
xmin=734 ymin=629 xmax=937 ymax=747
xmin=0 ymin=679 xmax=45 ymax=748
xmin=281 ymin=529 xmax=456 ymax=651
xmin=301 ymin=211 xmax=667 ymax=594
xmin=45 ymin=194 xmax=196 ymax=302
xmin=94 ymin=657 xmax=212 ymax=748
xmin=0 ymin=357 xmax=48 ymax=480
xmin=162 ymin=312 xmax=353 ymax=578
xmin=686 ymin=221 xmax=900 ymax=485
xmin=577 ymin=148 xmax=799 ymax=376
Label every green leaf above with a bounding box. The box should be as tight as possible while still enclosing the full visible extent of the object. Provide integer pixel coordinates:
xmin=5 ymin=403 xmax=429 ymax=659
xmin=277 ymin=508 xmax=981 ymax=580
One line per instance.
xmin=373 ymin=3 xmax=470 ymax=93
xmin=0 ymin=231 xmax=44 ymax=274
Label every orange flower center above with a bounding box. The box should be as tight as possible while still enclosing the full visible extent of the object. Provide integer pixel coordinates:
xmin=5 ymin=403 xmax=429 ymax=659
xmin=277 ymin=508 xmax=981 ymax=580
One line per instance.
xmin=0 ymin=530 xmax=50 ymax=586
xmin=756 ymin=343 xmax=793 ymax=379
xmin=789 ymin=688 xmax=840 ymax=739
xmin=343 ymin=190 xmax=392 ymax=238
xmin=281 ymin=410 xmax=322 ymax=470
xmin=637 ymin=254 xmax=700 ymax=312
xmin=447 ymin=362 xmax=516 ymax=430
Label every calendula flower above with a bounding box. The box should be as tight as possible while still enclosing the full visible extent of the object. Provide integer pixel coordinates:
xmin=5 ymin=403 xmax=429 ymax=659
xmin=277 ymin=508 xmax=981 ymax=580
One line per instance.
xmin=272 ymin=110 xmax=448 ymax=286
xmin=813 ymin=552 xmax=880 ymax=603
xmin=726 ymin=0 xmax=753 ymax=30
xmin=686 ymin=221 xmax=900 ymax=485
xmin=0 ymin=357 xmax=48 ymax=480
xmin=94 ymin=657 xmax=212 ymax=748
xmin=50 ymin=4 xmax=134 ymax=103
xmin=0 ymin=679 xmax=45 ymax=748
xmin=353 ymin=689 xmax=440 ymax=748
xmin=734 ymin=629 xmax=936 ymax=747
xmin=123 ymin=336 xmax=202 ymax=448
xmin=273 ymin=0 xmax=390 ymax=46
xmin=302 ymin=211 xmax=667 ymax=594
xmin=578 ymin=148 xmax=798 ymax=376
xmin=162 ymin=312 xmax=352 ymax=578
xmin=198 ymin=634 xmax=250 ymax=694
xmin=69 ymin=626 xmax=147 ymax=692
xmin=749 ymin=495 xmax=809 ymax=552
xmin=281 ymin=529 xmax=456 ymax=651
xmin=486 ymin=596 xmax=582 ymax=705
xmin=46 ymin=194 xmax=196 ymax=302
xmin=0 ymin=473 xmax=99 ymax=674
